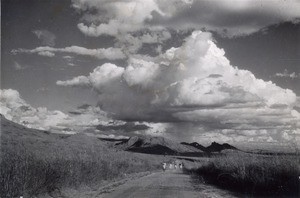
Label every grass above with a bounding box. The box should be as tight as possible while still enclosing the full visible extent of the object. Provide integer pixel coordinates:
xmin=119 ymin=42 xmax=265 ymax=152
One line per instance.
xmin=0 ymin=117 xmax=163 ymax=198
xmin=185 ymin=152 xmax=300 ymax=197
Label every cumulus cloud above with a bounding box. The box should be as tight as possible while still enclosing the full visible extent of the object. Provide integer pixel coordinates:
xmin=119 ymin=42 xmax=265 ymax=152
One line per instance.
xmin=275 ymin=69 xmax=299 ymax=79
xmin=0 ymin=89 xmax=108 ymax=132
xmin=73 ymin=0 xmax=165 ymax=37
xmin=33 ymin=30 xmax=56 ymax=46
xmin=115 ymin=30 xmax=172 ymax=54
xmin=0 ymin=88 xmax=168 ymax=140
xmin=72 ymin=0 xmax=173 ymax=54
xmin=72 ymin=0 xmax=300 ymax=37
xmin=57 ymin=63 xmax=124 ymax=88
xmin=123 ymin=58 xmax=160 ymax=88
xmin=141 ymin=122 xmax=169 ymax=136
xmin=57 ymin=31 xmax=300 ymax=143
xmin=11 ymin=46 xmax=126 ymax=60
xmin=57 ymin=76 xmax=90 ymax=87
xmin=154 ymin=0 xmax=300 ymax=37
xmin=0 ymin=89 xmax=68 ymax=130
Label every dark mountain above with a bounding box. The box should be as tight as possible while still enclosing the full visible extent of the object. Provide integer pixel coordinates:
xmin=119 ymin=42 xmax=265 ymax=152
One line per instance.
xmin=181 ymin=141 xmax=238 ymax=153
xmin=116 ymin=136 xmax=238 ymax=156
xmin=116 ymin=136 xmax=204 ymax=155
xmin=206 ymin=142 xmax=237 ymax=153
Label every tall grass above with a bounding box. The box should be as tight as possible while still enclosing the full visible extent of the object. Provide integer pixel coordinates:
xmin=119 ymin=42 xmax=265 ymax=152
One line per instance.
xmin=0 ymin=135 xmax=161 ymax=198
xmin=186 ymin=153 xmax=300 ymax=197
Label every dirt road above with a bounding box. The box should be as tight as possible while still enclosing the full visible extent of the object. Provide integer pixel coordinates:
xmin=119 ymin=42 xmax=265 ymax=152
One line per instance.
xmin=99 ymin=170 xmax=238 ymax=198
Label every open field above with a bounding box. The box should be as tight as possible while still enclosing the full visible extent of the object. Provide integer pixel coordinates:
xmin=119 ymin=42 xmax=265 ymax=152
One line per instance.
xmin=0 ymin=116 xmax=165 ymax=198
xmin=184 ymin=152 xmax=300 ymax=197
xmin=2 ymin=115 xmax=299 ymax=197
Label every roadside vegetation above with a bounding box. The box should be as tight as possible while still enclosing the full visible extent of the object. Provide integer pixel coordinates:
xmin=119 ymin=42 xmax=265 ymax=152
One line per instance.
xmin=0 ymin=117 xmax=162 ymax=198
xmin=185 ymin=152 xmax=300 ymax=197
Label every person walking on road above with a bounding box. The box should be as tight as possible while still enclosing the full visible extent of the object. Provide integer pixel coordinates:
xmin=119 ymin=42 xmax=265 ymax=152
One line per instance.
xmin=162 ymin=162 xmax=167 ymax=171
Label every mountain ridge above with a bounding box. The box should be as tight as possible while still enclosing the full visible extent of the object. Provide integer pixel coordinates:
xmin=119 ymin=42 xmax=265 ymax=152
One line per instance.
xmin=115 ymin=136 xmax=204 ymax=155
xmin=181 ymin=141 xmax=237 ymax=153
xmin=115 ymin=136 xmax=238 ymax=155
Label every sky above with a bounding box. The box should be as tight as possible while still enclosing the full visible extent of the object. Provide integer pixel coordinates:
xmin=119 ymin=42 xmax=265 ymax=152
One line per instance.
xmin=1 ymin=0 xmax=300 ymax=148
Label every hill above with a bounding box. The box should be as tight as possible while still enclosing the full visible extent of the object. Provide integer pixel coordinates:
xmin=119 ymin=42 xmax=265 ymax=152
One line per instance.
xmin=115 ymin=136 xmax=204 ymax=155
xmin=181 ymin=141 xmax=237 ymax=153
xmin=206 ymin=141 xmax=237 ymax=152
xmin=113 ymin=137 xmax=238 ymax=156
xmin=0 ymin=115 xmax=163 ymax=198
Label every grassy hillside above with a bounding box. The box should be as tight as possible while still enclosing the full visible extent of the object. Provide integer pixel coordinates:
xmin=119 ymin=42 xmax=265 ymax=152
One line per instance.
xmin=0 ymin=115 xmax=163 ymax=198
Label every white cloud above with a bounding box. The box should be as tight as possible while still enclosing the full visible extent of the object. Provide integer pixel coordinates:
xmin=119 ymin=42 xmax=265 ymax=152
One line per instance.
xmin=72 ymin=0 xmax=173 ymax=54
xmin=12 ymin=46 xmax=126 ymax=60
xmin=37 ymin=51 xmax=55 ymax=57
xmin=115 ymin=30 xmax=172 ymax=54
xmin=63 ymin=55 xmax=73 ymax=60
xmin=0 ymin=89 xmax=68 ymax=130
xmin=275 ymin=69 xmax=299 ymax=79
xmin=57 ymin=63 xmax=125 ymax=88
xmin=1 ymin=89 xmax=167 ymax=138
xmin=68 ymin=63 xmax=76 ymax=67
xmin=73 ymin=0 xmax=165 ymax=37
xmin=57 ymin=76 xmax=90 ymax=87
xmin=89 ymin=63 xmax=125 ymax=88
xmin=141 ymin=122 xmax=169 ymax=136
xmin=156 ymin=0 xmax=300 ymax=37
xmin=0 ymin=89 xmax=108 ymax=131
xmin=72 ymin=0 xmax=300 ymax=37
xmin=57 ymin=31 xmax=299 ymax=143
xmin=156 ymin=31 xmax=297 ymax=107
xmin=124 ymin=58 xmax=160 ymax=88
xmin=59 ymin=31 xmax=298 ymax=110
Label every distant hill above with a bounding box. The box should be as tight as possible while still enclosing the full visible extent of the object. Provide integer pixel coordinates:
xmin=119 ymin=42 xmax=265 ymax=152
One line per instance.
xmin=206 ymin=142 xmax=237 ymax=153
xmin=115 ymin=136 xmax=204 ymax=155
xmin=114 ymin=136 xmax=238 ymax=156
xmin=181 ymin=141 xmax=237 ymax=153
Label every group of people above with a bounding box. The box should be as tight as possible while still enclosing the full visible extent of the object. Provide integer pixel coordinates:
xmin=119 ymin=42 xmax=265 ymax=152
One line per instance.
xmin=162 ymin=162 xmax=183 ymax=171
